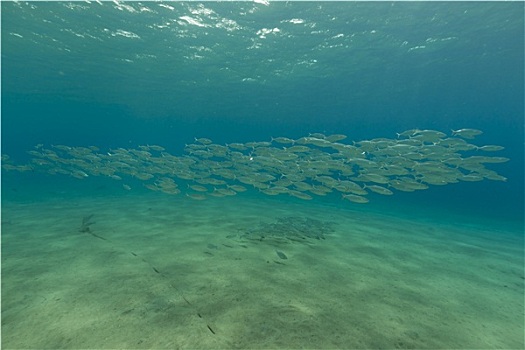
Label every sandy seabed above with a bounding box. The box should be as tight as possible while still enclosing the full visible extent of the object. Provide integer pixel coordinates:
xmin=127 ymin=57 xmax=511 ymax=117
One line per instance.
xmin=1 ymin=190 xmax=523 ymax=349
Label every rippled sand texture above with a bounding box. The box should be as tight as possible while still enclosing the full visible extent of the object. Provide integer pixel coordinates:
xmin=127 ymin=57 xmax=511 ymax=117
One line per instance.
xmin=2 ymin=193 xmax=523 ymax=349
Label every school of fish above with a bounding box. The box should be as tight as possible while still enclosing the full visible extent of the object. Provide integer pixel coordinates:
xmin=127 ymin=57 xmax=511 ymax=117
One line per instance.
xmin=1 ymin=128 xmax=509 ymax=204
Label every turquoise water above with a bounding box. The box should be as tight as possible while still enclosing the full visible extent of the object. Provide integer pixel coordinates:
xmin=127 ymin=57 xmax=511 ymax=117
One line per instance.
xmin=2 ymin=1 xmax=523 ymax=220
xmin=2 ymin=2 xmax=524 ymax=349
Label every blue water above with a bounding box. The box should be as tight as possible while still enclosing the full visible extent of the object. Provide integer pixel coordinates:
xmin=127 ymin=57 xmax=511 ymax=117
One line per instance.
xmin=1 ymin=2 xmax=524 ymax=348
xmin=2 ymin=1 xmax=523 ymax=221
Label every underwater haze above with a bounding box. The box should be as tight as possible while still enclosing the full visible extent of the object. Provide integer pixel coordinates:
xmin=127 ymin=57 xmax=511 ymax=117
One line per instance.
xmin=1 ymin=2 xmax=524 ymax=349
